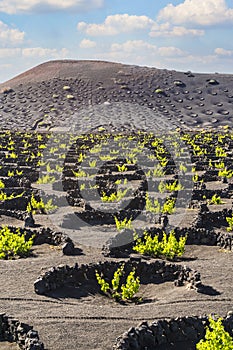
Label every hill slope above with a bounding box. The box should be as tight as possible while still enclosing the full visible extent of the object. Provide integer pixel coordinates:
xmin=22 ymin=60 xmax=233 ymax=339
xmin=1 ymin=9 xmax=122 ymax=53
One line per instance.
xmin=0 ymin=59 xmax=232 ymax=131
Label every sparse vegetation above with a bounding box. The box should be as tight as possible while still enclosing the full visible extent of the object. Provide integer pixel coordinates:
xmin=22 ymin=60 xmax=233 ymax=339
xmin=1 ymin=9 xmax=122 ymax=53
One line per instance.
xmin=0 ymin=128 xmax=233 ymax=346
xmin=96 ymin=263 xmax=140 ymax=302
xmin=208 ymin=194 xmax=224 ymax=205
xmin=133 ymin=230 xmax=187 ymax=260
xmin=196 ymin=315 xmax=233 ymax=350
xmin=145 ymin=193 xmax=161 ymax=214
xmin=0 ymin=191 xmax=24 ymax=202
xmin=36 ymin=174 xmax=56 ymax=184
xmin=0 ymin=226 xmax=34 ymax=259
xmin=162 ymin=197 xmax=176 ymax=214
xmin=27 ymin=194 xmax=57 ymax=214
xmin=114 ymin=216 xmax=132 ymax=231
xmin=226 ymin=214 xmax=233 ymax=232
xmin=101 ymin=189 xmax=128 ymax=202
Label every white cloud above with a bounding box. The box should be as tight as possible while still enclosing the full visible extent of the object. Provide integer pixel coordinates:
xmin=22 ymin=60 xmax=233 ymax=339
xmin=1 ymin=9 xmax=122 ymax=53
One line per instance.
xmin=111 ymin=40 xmax=157 ymax=53
xmin=165 ymin=53 xmax=218 ymax=69
xmin=93 ymin=40 xmax=226 ymax=73
xmin=0 ymin=0 xmax=103 ymax=14
xmin=158 ymin=46 xmax=186 ymax=57
xmin=150 ymin=22 xmax=204 ymax=37
xmin=91 ymin=40 xmax=157 ymax=67
xmin=22 ymin=47 xmax=68 ymax=58
xmin=0 ymin=21 xmax=25 ymax=46
xmin=0 ymin=48 xmax=21 ymax=58
xmin=77 ymin=14 xmax=154 ymax=36
xmin=78 ymin=13 xmax=206 ymax=38
xmin=0 ymin=47 xmax=69 ymax=83
xmin=158 ymin=0 xmax=233 ymax=26
xmin=215 ymin=47 xmax=233 ymax=56
xmin=107 ymin=40 xmax=187 ymax=65
xmin=110 ymin=40 xmax=187 ymax=57
xmin=0 ymin=47 xmax=68 ymax=58
xmin=79 ymin=39 xmax=96 ymax=49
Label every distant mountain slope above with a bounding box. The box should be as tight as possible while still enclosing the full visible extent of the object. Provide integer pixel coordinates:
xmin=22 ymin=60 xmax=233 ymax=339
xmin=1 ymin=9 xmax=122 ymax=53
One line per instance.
xmin=0 ymin=60 xmax=128 ymax=88
xmin=0 ymin=59 xmax=232 ymax=130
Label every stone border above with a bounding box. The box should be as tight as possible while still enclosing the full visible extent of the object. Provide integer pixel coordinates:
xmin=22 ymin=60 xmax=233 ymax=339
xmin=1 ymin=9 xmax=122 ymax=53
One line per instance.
xmin=113 ymin=312 xmax=233 ymax=349
xmin=102 ymin=224 xmax=233 ymax=258
xmin=30 ymin=227 xmax=76 ymax=255
xmin=0 ymin=313 xmax=44 ymax=350
xmin=0 ymin=209 xmax=25 ymax=221
xmin=178 ymin=226 xmax=233 ymax=251
xmin=34 ymin=259 xmax=202 ymax=295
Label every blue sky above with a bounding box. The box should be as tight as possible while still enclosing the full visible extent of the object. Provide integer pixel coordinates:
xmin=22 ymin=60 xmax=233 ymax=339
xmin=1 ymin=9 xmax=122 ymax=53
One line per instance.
xmin=0 ymin=0 xmax=233 ymax=82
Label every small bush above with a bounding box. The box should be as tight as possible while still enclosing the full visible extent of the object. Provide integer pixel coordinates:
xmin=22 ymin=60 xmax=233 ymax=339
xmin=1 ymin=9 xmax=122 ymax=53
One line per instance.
xmin=162 ymin=197 xmax=176 ymax=214
xmin=133 ymin=230 xmax=187 ymax=260
xmin=218 ymin=168 xmax=233 ymax=179
xmin=0 ymin=226 xmax=34 ymax=259
xmin=0 ymin=190 xmax=24 ymax=201
xmin=101 ymin=189 xmax=128 ymax=202
xmin=145 ymin=193 xmax=161 ymax=214
xmin=27 ymin=194 xmax=57 ymax=214
xmin=63 ymin=85 xmax=70 ymax=90
xmin=96 ymin=263 xmax=140 ymax=302
xmin=208 ymin=194 xmax=223 ymax=205
xmin=155 ymin=88 xmax=164 ymax=94
xmin=36 ymin=174 xmax=56 ymax=184
xmin=66 ymin=94 xmax=74 ymax=99
xmin=196 ymin=315 xmax=233 ymax=350
xmin=226 ymin=214 xmax=233 ymax=232
xmin=114 ymin=216 xmax=132 ymax=231
xmin=0 ymin=180 xmax=5 ymax=189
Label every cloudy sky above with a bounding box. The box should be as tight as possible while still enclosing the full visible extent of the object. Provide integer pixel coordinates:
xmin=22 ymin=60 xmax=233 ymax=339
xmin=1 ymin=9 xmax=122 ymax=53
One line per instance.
xmin=0 ymin=0 xmax=233 ymax=82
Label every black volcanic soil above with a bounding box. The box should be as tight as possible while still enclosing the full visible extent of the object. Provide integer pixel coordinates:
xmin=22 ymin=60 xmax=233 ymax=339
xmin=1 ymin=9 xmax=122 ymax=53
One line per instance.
xmin=0 ymin=242 xmax=233 ymax=349
xmin=0 ymin=60 xmax=233 ymax=131
xmin=0 ymin=60 xmax=233 ymax=350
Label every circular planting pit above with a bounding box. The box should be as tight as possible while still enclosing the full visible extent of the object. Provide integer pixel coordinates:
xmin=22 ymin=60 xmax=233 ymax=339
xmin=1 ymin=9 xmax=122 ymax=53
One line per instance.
xmin=113 ymin=312 xmax=233 ymax=350
xmin=34 ymin=259 xmax=203 ymax=298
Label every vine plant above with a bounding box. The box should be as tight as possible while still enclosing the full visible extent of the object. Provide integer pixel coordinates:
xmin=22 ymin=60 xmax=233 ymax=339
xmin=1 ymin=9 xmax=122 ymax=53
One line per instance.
xmin=133 ymin=230 xmax=187 ymax=260
xmin=95 ymin=263 xmax=141 ymax=302
xmin=196 ymin=315 xmax=233 ymax=349
xmin=0 ymin=226 xmax=34 ymax=259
